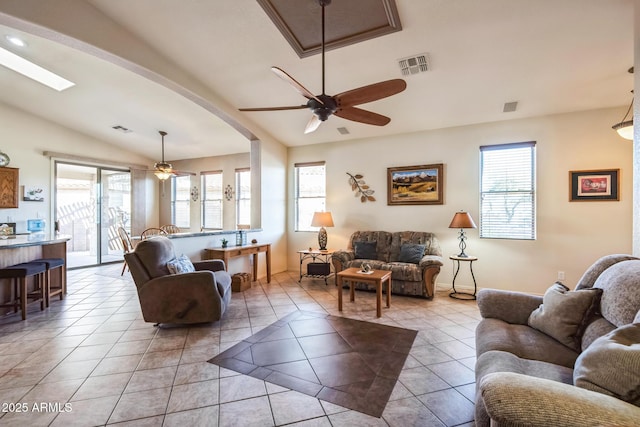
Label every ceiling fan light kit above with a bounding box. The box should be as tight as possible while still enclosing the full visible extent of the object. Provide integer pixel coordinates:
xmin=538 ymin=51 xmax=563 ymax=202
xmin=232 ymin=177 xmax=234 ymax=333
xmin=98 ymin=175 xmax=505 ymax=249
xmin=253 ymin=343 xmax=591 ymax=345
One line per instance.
xmin=240 ymin=0 xmax=406 ymax=134
xmin=154 ymin=131 xmax=175 ymax=180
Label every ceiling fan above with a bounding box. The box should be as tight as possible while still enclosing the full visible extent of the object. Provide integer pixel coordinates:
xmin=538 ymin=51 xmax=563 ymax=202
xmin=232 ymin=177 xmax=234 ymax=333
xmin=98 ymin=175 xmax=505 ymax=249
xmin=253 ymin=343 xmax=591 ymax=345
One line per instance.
xmin=239 ymin=0 xmax=407 ymax=134
xmin=152 ymin=131 xmax=192 ymax=180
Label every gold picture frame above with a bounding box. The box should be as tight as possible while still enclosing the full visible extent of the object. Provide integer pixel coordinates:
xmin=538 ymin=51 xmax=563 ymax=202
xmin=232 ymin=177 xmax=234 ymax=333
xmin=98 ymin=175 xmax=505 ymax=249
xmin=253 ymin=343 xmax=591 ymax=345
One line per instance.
xmin=387 ymin=164 xmax=443 ymax=205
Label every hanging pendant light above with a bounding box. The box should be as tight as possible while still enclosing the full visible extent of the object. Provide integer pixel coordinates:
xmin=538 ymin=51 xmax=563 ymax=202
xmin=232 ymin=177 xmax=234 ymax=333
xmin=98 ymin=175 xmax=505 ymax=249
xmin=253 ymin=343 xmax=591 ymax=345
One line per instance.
xmin=154 ymin=131 xmax=175 ymax=180
xmin=612 ymin=93 xmax=634 ymax=140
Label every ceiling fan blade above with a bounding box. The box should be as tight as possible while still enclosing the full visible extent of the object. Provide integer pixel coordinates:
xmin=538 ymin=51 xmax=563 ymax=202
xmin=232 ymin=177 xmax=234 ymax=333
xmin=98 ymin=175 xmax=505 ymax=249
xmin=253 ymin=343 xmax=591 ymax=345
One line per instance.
xmin=335 ymin=79 xmax=407 ymax=108
xmin=304 ymin=115 xmax=322 ymax=134
xmin=172 ymin=170 xmax=196 ymax=176
xmin=239 ymin=105 xmax=307 ymax=112
xmin=271 ymin=66 xmax=323 ymax=104
xmin=335 ymin=106 xmax=391 ymax=126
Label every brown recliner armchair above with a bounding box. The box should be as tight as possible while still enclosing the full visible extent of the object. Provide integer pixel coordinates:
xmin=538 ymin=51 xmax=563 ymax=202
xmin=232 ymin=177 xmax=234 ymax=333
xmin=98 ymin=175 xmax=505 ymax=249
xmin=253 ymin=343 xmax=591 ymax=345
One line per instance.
xmin=125 ymin=236 xmax=232 ymax=324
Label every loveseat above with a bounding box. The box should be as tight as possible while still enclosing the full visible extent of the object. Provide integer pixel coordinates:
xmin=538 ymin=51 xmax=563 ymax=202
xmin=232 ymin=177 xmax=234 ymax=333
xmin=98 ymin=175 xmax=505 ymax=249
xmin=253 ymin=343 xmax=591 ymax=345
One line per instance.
xmin=125 ymin=236 xmax=232 ymax=325
xmin=475 ymin=254 xmax=640 ymax=426
xmin=331 ymin=231 xmax=443 ymax=298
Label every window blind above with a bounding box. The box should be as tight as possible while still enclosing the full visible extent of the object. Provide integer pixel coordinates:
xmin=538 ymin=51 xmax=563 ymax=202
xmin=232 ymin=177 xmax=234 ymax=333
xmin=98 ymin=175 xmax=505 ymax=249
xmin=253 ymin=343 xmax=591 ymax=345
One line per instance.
xmin=480 ymin=142 xmax=536 ymax=240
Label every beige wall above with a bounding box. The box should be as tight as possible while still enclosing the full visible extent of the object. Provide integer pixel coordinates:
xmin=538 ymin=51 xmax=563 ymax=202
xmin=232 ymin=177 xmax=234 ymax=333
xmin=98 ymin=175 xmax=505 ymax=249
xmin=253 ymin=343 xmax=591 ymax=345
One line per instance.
xmin=287 ymin=107 xmax=633 ymax=295
xmin=0 ymin=102 xmax=156 ymax=233
xmin=163 ymin=152 xmax=251 ymax=232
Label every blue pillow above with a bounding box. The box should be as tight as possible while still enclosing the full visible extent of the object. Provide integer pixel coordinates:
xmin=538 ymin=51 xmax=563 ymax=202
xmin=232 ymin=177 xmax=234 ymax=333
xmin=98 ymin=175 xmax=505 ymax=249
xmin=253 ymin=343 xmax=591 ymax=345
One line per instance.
xmin=398 ymin=243 xmax=426 ymax=264
xmin=167 ymin=254 xmax=195 ymax=274
xmin=354 ymin=241 xmax=377 ymax=259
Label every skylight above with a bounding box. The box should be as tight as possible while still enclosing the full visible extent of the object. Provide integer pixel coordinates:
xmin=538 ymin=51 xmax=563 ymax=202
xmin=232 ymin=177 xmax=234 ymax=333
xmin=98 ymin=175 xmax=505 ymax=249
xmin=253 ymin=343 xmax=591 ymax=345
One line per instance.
xmin=0 ymin=46 xmax=75 ymax=91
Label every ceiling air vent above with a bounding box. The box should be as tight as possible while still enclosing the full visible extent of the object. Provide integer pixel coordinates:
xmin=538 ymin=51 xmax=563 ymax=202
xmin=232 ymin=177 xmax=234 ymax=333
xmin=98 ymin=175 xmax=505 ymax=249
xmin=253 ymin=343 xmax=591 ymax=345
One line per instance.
xmin=503 ymin=101 xmax=518 ymax=113
xmin=337 ymin=127 xmax=350 ymax=135
xmin=112 ymin=125 xmax=132 ymax=133
xmin=398 ymin=54 xmax=429 ymax=76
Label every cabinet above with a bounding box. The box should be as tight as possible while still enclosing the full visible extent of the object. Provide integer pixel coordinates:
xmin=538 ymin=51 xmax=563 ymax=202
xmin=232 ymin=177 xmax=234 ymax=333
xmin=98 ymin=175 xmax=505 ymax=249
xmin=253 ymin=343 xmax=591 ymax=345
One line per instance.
xmin=0 ymin=168 xmax=18 ymax=208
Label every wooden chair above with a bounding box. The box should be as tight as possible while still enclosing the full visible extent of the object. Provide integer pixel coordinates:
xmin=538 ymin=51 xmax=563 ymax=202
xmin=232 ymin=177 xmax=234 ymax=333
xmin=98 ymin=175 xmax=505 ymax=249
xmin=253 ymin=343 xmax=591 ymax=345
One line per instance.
xmin=161 ymin=224 xmax=181 ymax=234
xmin=118 ymin=227 xmax=134 ymax=275
xmin=140 ymin=227 xmax=167 ymax=240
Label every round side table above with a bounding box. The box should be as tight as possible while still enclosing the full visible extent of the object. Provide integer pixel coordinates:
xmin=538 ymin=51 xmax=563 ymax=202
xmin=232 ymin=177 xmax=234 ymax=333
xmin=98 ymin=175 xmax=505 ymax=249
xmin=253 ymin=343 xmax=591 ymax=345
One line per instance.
xmin=449 ymin=255 xmax=478 ymax=300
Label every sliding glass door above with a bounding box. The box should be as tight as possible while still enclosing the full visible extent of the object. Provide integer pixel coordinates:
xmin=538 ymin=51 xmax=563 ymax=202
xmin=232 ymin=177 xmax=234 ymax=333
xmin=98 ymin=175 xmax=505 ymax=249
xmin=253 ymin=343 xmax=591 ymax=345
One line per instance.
xmin=55 ymin=162 xmax=131 ymax=268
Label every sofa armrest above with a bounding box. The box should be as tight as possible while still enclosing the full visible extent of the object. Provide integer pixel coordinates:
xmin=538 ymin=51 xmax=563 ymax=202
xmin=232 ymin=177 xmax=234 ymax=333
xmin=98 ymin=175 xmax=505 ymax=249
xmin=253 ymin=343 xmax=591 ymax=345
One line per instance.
xmin=477 ymin=289 xmax=542 ymax=325
xmin=479 ymin=372 xmax=640 ymax=427
xmin=419 ymin=254 xmax=444 ymax=268
xmin=332 ymin=250 xmax=355 ymax=269
xmin=193 ymin=259 xmax=226 ymax=272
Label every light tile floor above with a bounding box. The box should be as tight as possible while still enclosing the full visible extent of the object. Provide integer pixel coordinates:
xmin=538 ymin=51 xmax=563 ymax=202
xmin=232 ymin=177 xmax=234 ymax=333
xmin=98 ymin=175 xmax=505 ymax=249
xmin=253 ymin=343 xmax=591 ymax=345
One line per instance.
xmin=0 ymin=264 xmax=480 ymax=426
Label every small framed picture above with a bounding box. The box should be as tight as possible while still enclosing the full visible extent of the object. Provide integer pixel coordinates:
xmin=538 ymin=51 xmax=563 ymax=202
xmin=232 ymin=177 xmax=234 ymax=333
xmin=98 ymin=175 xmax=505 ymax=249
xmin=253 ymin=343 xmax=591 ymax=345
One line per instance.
xmin=569 ymin=169 xmax=619 ymax=201
xmin=23 ymin=186 xmax=44 ymax=202
xmin=387 ymin=163 xmax=444 ymax=205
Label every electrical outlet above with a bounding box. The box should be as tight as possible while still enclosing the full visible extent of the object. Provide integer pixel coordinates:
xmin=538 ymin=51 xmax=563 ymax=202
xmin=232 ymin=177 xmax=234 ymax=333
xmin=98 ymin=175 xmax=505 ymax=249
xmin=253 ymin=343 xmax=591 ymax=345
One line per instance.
xmin=557 ymin=271 xmax=565 ymax=281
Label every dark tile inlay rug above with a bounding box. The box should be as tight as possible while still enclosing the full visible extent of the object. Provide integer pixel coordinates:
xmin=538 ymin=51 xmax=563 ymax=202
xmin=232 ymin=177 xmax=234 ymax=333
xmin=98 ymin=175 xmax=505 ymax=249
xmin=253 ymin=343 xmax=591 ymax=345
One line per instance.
xmin=208 ymin=311 xmax=417 ymax=417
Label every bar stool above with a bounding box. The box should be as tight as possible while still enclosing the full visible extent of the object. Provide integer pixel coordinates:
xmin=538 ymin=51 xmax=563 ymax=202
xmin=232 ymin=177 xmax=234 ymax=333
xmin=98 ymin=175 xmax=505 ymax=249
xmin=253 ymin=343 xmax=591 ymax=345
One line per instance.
xmin=0 ymin=262 xmax=47 ymax=320
xmin=32 ymin=258 xmax=65 ymax=307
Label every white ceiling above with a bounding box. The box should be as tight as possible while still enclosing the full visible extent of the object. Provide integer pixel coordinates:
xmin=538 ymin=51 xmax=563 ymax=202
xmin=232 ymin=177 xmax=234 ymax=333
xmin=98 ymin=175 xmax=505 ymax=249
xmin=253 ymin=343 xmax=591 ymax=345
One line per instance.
xmin=0 ymin=0 xmax=634 ymax=163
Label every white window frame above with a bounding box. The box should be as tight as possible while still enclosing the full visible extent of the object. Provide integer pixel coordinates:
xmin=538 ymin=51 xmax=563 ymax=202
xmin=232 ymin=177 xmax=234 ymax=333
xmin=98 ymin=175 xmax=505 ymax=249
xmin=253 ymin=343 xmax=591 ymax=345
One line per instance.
xmin=480 ymin=142 xmax=536 ymax=240
xmin=201 ymin=170 xmax=223 ymax=230
xmin=294 ymin=162 xmax=326 ymax=232
xmin=235 ymin=168 xmax=251 ymax=227
xmin=171 ymin=175 xmax=191 ymax=228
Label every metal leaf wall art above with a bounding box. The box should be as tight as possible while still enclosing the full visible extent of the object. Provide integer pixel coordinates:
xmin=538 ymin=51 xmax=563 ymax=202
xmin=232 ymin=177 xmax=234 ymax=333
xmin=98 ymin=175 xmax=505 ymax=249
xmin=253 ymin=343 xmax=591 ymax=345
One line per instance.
xmin=347 ymin=172 xmax=376 ymax=203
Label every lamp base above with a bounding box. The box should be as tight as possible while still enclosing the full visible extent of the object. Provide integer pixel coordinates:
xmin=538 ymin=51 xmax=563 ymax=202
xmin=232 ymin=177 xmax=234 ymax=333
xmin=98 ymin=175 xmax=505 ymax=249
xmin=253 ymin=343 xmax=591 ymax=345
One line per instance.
xmin=318 ymin=227 xmax=328 ymax=251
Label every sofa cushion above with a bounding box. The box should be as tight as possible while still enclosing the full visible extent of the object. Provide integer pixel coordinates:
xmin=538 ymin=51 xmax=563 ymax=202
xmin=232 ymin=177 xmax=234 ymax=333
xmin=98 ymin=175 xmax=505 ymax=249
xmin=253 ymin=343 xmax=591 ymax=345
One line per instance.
xmin=574 ymin=323 xmax=640 ymax=406
xmin=398 ymin=243 xmax=425 ymax=264
xmin=354 ymin=241 xmax=377 ymax=259
xmin=593 ymin=260 xmax=640 ymax=327
xmin=167 ymin=254 xmax=195 ymax=274
xmin=528 ymin=282 xmax=602 ymax=351
xmin=476 ymin=318 xmax=580 ymax=368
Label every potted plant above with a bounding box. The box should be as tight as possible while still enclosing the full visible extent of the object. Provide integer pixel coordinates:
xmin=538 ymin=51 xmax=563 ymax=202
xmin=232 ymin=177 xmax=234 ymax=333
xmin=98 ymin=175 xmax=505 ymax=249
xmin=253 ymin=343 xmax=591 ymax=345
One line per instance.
xmin=221 ymin=238 xmax=228 ymax=248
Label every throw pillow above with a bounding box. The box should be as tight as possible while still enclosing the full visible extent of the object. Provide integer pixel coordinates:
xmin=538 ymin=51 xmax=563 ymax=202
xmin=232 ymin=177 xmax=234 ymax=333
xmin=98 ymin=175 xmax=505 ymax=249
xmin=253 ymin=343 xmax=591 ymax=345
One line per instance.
xmin=354 ymin=241 xmax=377 ymax=259
xmin=398 ymin=243 xmax=426 ymax=264
xmin=574 ymin=323 xmax=640 ymax=406
xmin=167 ymin=254 xmax=195 ymax=274
xmin=528 ymin=282 xmax=602 ymax=351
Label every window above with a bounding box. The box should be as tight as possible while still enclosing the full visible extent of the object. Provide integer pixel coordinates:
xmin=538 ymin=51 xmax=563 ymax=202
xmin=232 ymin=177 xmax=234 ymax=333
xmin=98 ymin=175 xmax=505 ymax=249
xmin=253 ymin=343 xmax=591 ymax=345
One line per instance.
xmin=235 ymin=168 xmax=251 ymax=226
xmin=201 ymin=171 xmax=223 ymax=229
xmin=480 ymin=142 xmax=536 ymax=240
xmin=171 ymin=175 xmax=191 ymax=228
xmin=295 ymin=162 xmax=326 ymax=231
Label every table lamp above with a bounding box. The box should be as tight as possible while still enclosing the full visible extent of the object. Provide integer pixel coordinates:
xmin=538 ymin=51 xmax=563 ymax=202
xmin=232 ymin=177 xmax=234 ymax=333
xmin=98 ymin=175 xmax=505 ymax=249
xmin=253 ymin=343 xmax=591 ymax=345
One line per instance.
xmin=311 ymin=211 xmax=334 ymax=251
xmin=449 ymin=211 xmax=477 ymax=258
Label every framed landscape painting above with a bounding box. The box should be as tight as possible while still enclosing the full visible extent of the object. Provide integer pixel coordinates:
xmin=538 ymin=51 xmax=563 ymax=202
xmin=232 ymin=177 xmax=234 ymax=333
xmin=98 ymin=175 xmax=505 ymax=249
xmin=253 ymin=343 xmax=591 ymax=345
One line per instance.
xmin=569 ymin=169 xmax=619 ymax=201
xmin=387 ymin=163 xmax=443 ymax=205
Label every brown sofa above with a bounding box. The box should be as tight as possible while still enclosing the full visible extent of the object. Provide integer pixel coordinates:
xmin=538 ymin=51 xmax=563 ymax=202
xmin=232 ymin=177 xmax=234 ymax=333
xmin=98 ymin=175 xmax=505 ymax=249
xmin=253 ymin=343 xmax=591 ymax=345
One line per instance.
xmin=331 ymin=231 xmax=443 ymax=298
xmin=125 ymin=236 xmax=232 ymax=324
xmin=475 ymin=254 xmax=640 ymax=426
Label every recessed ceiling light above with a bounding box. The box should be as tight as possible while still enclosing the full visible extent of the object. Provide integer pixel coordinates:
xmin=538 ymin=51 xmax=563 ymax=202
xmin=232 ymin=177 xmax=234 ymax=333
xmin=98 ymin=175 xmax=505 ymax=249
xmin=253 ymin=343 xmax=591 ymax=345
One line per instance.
xmin=5 ymin=35 xmax=26 ymax=47
xmin=0 ymin=46 xmax=75 ymax=91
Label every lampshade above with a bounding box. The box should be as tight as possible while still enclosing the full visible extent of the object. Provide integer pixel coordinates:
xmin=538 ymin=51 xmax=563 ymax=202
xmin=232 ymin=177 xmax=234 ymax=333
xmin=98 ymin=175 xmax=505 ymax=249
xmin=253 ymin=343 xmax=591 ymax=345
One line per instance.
xmin=449 ymin=211 xmax=477 ymax=229
xmin=311 ymin=212 xmax=334 ymax=228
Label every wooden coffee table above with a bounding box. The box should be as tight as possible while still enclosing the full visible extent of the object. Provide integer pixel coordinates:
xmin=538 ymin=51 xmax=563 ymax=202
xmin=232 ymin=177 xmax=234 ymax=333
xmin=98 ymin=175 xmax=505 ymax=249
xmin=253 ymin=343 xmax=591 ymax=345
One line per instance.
xmin=337 ymin=267 xmax=392 ymax=317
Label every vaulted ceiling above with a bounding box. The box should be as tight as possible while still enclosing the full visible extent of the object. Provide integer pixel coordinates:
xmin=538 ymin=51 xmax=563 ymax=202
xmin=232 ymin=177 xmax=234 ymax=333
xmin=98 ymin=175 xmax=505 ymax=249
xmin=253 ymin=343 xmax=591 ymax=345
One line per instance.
xmin=0 ymin=0 xmax=634 ymax=162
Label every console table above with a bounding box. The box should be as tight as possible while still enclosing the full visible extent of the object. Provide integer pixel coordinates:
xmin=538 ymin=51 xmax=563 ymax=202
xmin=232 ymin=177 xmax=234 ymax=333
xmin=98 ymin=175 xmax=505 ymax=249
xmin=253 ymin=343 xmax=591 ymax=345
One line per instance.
xmin=204 ymin=243 xmax=271 ymax=283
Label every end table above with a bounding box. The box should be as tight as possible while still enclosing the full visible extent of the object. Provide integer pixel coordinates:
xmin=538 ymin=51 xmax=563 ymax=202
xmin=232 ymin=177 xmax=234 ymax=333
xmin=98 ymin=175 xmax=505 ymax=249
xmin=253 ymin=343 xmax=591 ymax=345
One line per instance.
xmin=298 ymin=249 xmax=334 ymax=285
xmin=449 ymin=255 xmax=478 ymax=300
